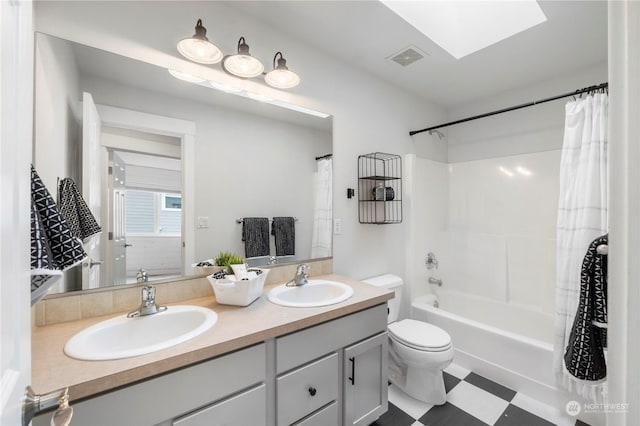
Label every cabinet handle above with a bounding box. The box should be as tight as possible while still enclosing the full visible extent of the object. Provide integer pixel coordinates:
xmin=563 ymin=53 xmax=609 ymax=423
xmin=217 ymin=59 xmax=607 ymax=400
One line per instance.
xmin=349 ymin=357 xmax=355 ymax=385
xmin=308 ymin=387 xmax=317 ymax=396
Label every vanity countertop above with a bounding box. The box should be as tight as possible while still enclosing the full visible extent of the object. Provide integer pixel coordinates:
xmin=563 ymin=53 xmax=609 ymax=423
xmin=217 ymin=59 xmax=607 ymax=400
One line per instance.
xmin=32 ymin=274 xmax=393 ymax=401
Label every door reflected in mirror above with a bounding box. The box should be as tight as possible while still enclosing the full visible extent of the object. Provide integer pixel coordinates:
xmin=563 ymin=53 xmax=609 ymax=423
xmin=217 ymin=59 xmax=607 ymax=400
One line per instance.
xmin=33 ymin=33 xmax=332 ymax=296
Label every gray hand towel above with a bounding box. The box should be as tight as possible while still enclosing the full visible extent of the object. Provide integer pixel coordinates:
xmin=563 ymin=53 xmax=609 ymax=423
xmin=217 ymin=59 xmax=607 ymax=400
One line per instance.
xmin=242 ymin=217 xmax=270 ymax=258
xmin=271 ymin=217 xmax=295 ymax=256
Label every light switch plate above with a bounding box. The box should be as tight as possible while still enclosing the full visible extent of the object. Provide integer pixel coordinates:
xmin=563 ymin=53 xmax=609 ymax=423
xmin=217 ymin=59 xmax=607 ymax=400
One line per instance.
xmin=334 ymin=218 xmax=342 ymax=235
xmin=197 ymin=216 xmax=209 ymax=229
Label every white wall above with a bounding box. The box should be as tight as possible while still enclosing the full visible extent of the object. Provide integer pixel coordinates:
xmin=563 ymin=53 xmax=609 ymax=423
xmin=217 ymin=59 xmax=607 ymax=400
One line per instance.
xmin=125 ymin=164 xmax=181 ymax=192
xmin=608 ymin=2 xmax=640 ymax=424
xmin=33 ymin=34 xmax=83 ymax=292
xmin=33 ymin=33 xmax=82 ymax=192
xmin=81 ymin=76 xmax=331 ymax=262
xmin=446 ymin=64 xmax=608 ymax=162
xmin=126 ymin=236 xmax=181 ymax=277
xmin=33 ymin=1 xmax=447 ymax=282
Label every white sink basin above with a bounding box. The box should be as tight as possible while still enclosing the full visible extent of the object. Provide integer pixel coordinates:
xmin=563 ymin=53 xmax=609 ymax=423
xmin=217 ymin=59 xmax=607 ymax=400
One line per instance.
xmin=267 ymin=280 xmax=354 ymax=308
xmin=64 ymin=305 xmax=217 ymax=361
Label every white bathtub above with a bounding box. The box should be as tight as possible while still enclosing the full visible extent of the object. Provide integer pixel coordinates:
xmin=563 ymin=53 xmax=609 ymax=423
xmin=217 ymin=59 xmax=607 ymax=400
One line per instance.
xmin=412 ymin=291 xmax=560 ymax=407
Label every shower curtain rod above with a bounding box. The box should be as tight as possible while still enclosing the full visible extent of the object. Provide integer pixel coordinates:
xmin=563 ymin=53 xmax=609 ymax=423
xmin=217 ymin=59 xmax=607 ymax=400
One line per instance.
xmin=315 ymin=154 xmax=333 ymax=160
xmin=409 ymin=82 xmax=608 ymax=136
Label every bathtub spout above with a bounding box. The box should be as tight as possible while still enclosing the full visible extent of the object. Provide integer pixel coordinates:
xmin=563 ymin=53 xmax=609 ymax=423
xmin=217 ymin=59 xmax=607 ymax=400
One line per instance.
xmin=428 ymin=277 xmax=442 ymax=286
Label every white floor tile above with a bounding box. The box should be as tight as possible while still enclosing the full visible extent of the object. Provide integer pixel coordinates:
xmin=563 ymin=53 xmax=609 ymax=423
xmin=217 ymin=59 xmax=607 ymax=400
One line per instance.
xmin=444 ymin=362 xmax=472 ymax=380
xmin=511 ymin=392 xmax=576 ymax=426
xmin=388 ymin=384 xmax=434 ymax=420
xmin=410 ymin=422 xmax=424 ymax=426
xmin=446 ymin=381 xmax=509 ymax=425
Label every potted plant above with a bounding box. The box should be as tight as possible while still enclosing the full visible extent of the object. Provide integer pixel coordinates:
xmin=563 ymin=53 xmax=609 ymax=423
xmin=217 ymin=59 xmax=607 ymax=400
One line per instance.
xmin=214 ymin=251 xmax=245 ymax=274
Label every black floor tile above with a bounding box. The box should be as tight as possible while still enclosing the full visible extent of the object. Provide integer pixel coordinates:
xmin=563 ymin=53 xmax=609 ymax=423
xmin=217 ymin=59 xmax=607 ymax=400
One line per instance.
xmin=575 ymin=420 xmax=591 ymax=426
xmin=370 ymin=402 xmax=415 ymax=426
xmin=494 ymin=404 xmax=555 ymax=426
xmin=464 ymin=372 xmax=517 ymax=402
xmin=443 ymin=371 xmax=461 ymax=393
xmin=419 ymin=402 xmax=489 ymax=426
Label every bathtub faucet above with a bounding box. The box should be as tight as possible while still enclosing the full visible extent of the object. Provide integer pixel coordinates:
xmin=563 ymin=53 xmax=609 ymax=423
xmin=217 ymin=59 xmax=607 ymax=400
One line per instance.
xmin=426 ymin=252 xmax=439 ymax=270
xmin=428 ymin=277 xmax=442 ymax=287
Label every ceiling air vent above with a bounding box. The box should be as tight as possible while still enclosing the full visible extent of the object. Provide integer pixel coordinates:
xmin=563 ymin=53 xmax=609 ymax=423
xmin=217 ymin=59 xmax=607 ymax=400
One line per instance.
xmin=387 ymin=45 xmax=428 ymax=67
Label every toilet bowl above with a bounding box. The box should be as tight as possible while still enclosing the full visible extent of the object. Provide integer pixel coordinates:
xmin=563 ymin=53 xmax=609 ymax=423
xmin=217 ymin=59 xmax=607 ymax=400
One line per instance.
xmin=362 ymin=274 xmax=453 ymax=405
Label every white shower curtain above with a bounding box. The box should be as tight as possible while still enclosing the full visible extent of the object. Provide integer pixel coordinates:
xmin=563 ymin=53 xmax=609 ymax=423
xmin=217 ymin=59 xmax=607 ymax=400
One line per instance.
xmin=310 ymin=158 xmax=333 ymax=258
xmin=554 ymin=93 xmax=608 ymax=402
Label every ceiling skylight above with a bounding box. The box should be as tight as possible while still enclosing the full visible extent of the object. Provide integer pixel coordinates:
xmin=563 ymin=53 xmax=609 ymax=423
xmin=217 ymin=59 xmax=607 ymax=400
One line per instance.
xmin=380 ymin=0 xmax=547 ymax=59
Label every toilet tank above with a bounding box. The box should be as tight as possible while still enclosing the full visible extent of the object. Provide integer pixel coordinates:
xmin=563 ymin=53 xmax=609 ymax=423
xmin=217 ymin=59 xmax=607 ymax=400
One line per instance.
xmin=361 ymin=274 xmax=403 ymax=323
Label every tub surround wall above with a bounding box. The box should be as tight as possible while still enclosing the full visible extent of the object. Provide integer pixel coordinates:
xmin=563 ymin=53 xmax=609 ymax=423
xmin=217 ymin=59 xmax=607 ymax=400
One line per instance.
xmin=403 ymin=154 xmax=448 ymax=317
xmin=442 ymin=150 xmax=560 ymax=315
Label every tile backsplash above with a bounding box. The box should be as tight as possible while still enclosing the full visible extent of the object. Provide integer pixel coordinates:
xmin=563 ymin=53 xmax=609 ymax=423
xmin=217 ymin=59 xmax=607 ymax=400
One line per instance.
xmin=33 ymin=258 xmax=333 ymax=327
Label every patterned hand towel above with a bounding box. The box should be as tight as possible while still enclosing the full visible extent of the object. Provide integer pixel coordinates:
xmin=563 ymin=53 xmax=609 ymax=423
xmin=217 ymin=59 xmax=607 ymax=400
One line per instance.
xmin=242 ymin=217 xmax=270 ymax=258
xmin=271 ymin=217 xmax=295 ymax=256
xmin=58 ymin=177 xmax=102 ymax=242
xmin=564 ymin=233 xmax=608 ymax=382
xmin=31 ymin=165 xmax=86 ymax=305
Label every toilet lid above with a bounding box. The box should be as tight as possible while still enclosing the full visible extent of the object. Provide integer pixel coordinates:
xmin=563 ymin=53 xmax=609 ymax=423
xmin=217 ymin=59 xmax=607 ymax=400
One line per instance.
xmin=388 ymin=319 xmax=451 ymax=351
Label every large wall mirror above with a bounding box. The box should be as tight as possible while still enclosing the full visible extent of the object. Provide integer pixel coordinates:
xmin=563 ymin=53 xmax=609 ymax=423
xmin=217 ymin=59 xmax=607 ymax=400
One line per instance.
xmin=33 ymin=33 xmax=333 ymax=295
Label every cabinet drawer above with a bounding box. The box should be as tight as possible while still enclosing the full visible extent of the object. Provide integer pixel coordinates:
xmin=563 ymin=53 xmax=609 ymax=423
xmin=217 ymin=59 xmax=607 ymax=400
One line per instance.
xmin=174 ymin=384 xmax=266 ymax=426
xmin=293 ymin=401 xmax=338 ymax=426
xmin=277 ymin=353 xmax=339 ymax=425
xmin=277 ymin=304 xmax=387 ymax=373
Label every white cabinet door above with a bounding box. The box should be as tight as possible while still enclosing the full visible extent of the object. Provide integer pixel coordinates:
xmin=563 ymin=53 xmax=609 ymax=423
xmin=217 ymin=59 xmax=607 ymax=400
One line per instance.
xmin=343 ymin=332 xmax=388 ymax=426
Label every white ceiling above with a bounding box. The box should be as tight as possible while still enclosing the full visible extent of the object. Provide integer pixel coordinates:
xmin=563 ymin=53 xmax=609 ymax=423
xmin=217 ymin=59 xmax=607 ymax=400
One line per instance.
xmin=66 ymin=0 xmax=608 ymax=127
xmin=228 ymin=0 xmax=607 ymax=110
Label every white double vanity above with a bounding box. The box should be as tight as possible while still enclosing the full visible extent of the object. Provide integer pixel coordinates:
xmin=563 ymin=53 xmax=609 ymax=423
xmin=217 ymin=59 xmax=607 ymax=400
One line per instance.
xmin=32 ymin=275 xmax=392 ymax=426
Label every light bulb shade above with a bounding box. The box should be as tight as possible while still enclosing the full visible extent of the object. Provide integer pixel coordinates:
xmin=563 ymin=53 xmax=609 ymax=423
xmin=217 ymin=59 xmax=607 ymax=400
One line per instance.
xmin=177 ymin=19 xmax=222 ymax=64
xmin=265 ymin=69 xmax=300 ymax=89
xmin=264 ymin=52 xmax=300 ymax=89
xmin=223 ymin=37 xmax=264 ymax=78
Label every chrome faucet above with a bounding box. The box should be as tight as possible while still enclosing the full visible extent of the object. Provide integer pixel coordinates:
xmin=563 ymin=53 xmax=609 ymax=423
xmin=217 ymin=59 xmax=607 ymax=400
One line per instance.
xmin=286 ymin=263 xmax=310 ymax=287
xmin=136 ymin=268 xmax=149 ymax=283
xmin=127 ymin=285 xmax=167 ymax=317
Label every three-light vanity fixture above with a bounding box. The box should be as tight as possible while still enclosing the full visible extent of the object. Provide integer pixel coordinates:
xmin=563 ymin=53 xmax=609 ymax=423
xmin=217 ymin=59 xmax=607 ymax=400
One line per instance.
xmin=177 ymin=18 xmax=301 ymax=89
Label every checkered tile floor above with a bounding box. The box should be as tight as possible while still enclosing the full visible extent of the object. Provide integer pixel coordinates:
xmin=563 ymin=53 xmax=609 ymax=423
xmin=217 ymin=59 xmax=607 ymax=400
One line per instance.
xmin=372 ymin=364 xmax=590 ymax=426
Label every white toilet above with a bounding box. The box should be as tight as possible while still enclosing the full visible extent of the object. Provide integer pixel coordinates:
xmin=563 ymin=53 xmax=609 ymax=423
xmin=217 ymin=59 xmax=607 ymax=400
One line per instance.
xmin=363 ymin=274 xmax=454 ymax=405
